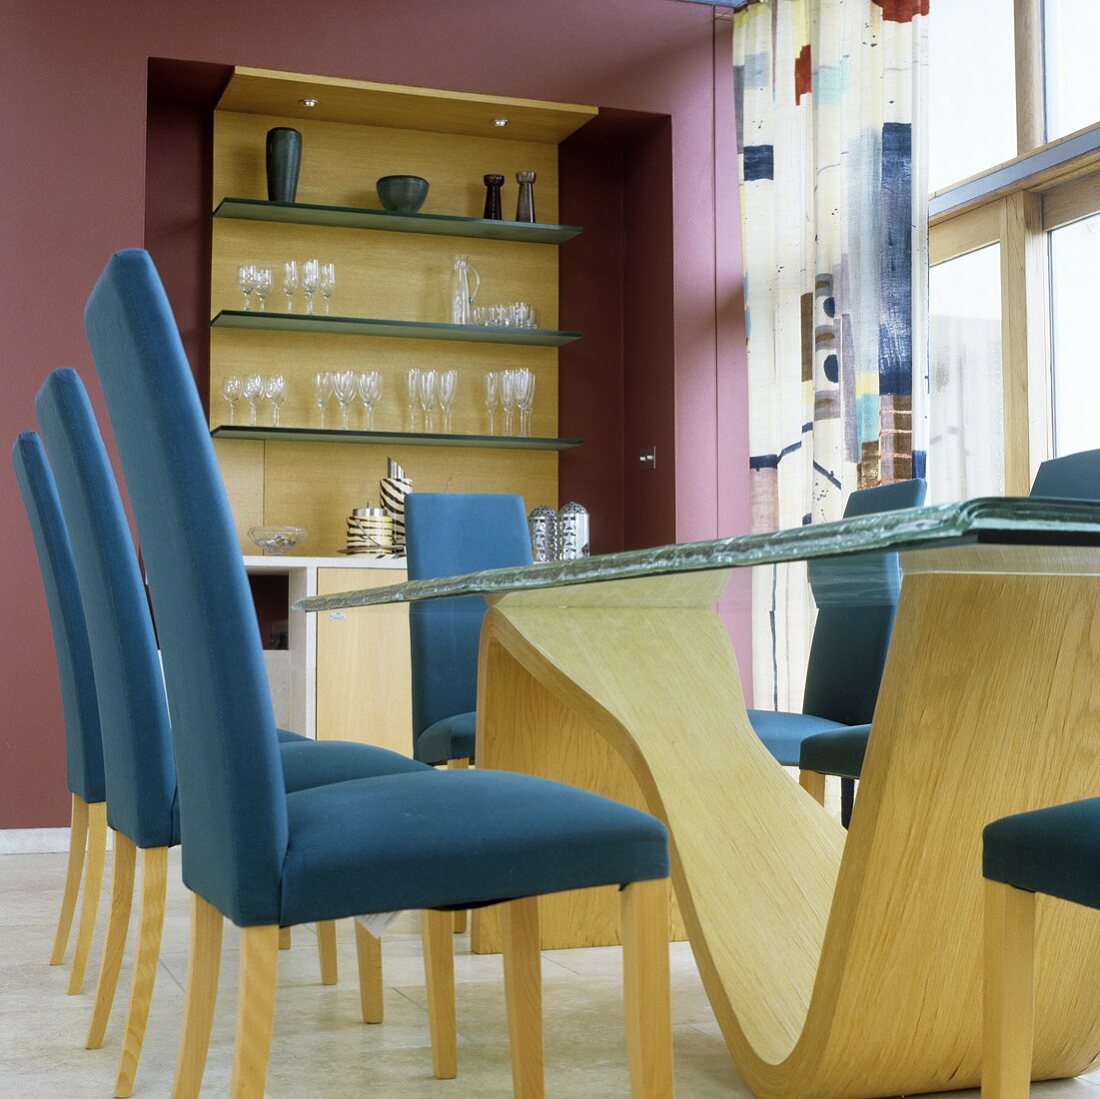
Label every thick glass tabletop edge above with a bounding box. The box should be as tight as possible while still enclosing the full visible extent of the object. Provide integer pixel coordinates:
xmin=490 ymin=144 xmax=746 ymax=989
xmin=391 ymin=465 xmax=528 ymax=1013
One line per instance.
xmin=293 ymin=497 xmax=1100 ymax=613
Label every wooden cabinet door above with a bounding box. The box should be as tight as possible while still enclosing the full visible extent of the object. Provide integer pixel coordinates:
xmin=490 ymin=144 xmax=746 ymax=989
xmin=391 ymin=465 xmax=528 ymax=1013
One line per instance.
xmin=316 ymin=567 xmax=412 ymax=756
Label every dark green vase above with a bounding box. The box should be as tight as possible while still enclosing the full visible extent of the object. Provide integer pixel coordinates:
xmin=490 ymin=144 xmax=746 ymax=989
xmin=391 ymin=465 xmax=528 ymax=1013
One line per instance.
xmin=266 ymin=128 xmax=302 ymax=203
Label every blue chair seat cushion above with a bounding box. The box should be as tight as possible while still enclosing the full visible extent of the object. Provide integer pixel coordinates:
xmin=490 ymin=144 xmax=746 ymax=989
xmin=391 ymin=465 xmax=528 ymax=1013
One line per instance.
xmin=747 ymin=709 xmax=849 ymax=767
xmin=798 ymin=724 xmax=871 ymax=779
xmin=415 ymin=711 xmax=476 ymax=765
xmin=278 ymin=740 xmax=428 ymax=794
xmin=984 ymin=798 xmax=1100 ymax=910
xmin=276 ymin=770 xmax=669 ymax=927
xmin=276 ymin=728 xmax=306 ymax=743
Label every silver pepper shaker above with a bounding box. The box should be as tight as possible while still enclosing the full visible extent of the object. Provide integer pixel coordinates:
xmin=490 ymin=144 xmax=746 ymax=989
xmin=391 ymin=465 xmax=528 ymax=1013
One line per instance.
xmin=528 ymin=504 xmax=558 ymax=563
xmin=557 ymin=501 xmax=589 ymax=559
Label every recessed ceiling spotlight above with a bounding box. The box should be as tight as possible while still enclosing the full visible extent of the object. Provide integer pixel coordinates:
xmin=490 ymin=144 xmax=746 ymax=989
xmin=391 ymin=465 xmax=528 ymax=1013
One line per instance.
xmin=299 ymin=97 xmax=319 ymax=108
xmin=492 ymin=118 xmax=509 ymax=128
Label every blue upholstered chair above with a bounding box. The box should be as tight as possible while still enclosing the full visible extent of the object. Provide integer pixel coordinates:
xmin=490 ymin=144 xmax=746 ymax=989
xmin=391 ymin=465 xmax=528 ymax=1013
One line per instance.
xmin=84 ymin=249 xmax=672 ymax=1097
xmin=800 ymin=451 xmax=1100 ymax=824
xmin=34 ymin=368 xmax=438 ymax=1094
xmin=749 ymin=478 xmax=927 ymax=821
xmin=13 ymin=434 xmax=107 ymax=997
xmin=405 ymin=491 xmax=533 ymax=766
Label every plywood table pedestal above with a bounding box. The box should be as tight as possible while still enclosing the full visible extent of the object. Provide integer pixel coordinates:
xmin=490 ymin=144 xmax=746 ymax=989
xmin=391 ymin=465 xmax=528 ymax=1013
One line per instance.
xmin=469 ymin=558 xmax=1100 ymax=1098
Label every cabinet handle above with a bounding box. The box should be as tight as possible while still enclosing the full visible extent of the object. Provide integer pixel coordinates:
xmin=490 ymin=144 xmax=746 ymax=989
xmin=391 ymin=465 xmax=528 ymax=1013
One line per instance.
xmin=328 ymin=611 xmax=346 ymax=620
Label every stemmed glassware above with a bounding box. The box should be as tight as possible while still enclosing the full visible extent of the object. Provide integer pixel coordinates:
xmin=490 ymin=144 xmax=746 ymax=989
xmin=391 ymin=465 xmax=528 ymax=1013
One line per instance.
xmin=265 ymin=375 xmax=287 ymax=426
xmin=282 ymin=261 xmax=299 ymax=312
xmin=312 ymin=371 xmax=333 ymax=428
xmin=406 ymin=368 xmax=421 ymax=431
xmin=357 ymin=370 xmax=382 ymax=431
xmin=301 ymin=259 xmax=320 ymax=315
xmin=438 ymin=369 xmax=458 ymax=433
xmin=332 ymin=370 xmax=357 ymax=430
xmin=514 ymin=369 xmax=536 ymax=436
xmin=320 ymin=263 xmax=336 ymax=316
xmin=243 ymin=374 xmax=265 ymax=426
xmin=483 ymin=371 xmax=499 ymax=435
xmin=254 ymin=268 xmax=273 ymax=312
xmin=222 ymin=375 xmax=243 ymax=424
xmin=418 ymin=369 xmax=438 ymax=433
xmin=498 ymin=370 xmax=516 ymax=437
xmin=237 ymin=265 xmax=257 ymax=310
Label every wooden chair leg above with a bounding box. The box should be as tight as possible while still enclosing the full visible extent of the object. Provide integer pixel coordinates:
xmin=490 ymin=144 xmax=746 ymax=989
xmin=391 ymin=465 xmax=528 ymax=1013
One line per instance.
xmin=69 ymin=799 xmax=108 ymax=995
xmin=622 ymin=878 xmax=674 ymax=1098
xmin=447 ymin=761 xmax=470 ymax=933
xmin=86 ymin=832 xmax=136 ymax=1048
xmin=354 ymin=921 xmax=384 ymax=1024
xmin=114 ymin=846 xmax=168 ymax=1098
xmin=502 ymin=896 xmax=544 ymax=1098
xmin=982 ymin=879 xmax=1036 ymax=1099
xmin=278 ymin=926 xmax=291 ymax=950
xmin=798 ymin=770 xmax=826 ymax=805
xmin=421 ymin=908 xmax=457 ymax=1079
xmin=52 ymin=793 xmax=89 ymax=965
xmin=317 ymin=920 xmax=338 ymax=985
xmin=171 ymin=893 xmax=224 ymax=1099
xmin=229 ymin=925 xmax=279 ymax=1099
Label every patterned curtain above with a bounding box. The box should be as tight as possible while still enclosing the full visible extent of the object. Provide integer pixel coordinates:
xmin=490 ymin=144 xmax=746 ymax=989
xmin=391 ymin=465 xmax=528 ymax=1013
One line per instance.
xmin=733 ymin=0 xmax=930 ymax=711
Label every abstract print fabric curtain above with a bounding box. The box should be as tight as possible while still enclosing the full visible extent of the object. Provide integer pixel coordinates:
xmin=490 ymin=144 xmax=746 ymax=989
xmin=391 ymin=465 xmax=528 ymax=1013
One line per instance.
xmin=733 ymin=0 xmax=929 ymax=711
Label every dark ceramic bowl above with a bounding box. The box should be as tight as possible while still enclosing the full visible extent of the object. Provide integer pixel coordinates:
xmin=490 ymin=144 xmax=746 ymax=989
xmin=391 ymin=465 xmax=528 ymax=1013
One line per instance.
xmin=376 ymin=175 xmax=430 ymax=214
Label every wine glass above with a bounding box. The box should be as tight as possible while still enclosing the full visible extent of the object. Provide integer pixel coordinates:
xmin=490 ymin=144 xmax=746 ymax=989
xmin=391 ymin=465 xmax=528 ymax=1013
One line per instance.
xmin=332 ymin=370 xmax=356 ymax=430
xmin=357 ymin=370 xmax=382 ymax=431
xmin=301 ymin=259 xmax=320 ymax=315
xmin=265 ymin=375 xmax=286 ymax=426
xmin=312 ymin=370 xmax=333 ymax=428
xmin=438 ymin=369 xmax=458 ymax=434
xmin=221 ymin=374 xmax=243 ymax=424
xmin=320 ymin=263 xmax=336 ymax=316
xmin=282 ymin=261 xmax=299 ymax=312
xmin=254 ymin=267 xmax=273 ymax=313
xmin=418 ymin=369 xmax=438 ymax=433
xmin=243 ymin=374 xmax=265 ymax=426
xmin=515 ymin=369 xmax=536 ymax=436
xmin=483 ymin=371 xmax=499 ymax=435
xmin=406 ymin=368 xmax=421 ymax=431
xmin=499 ymin=369 xmax=516 ymax=436
xmin=237 ymin=264 xmax=256 ymax=311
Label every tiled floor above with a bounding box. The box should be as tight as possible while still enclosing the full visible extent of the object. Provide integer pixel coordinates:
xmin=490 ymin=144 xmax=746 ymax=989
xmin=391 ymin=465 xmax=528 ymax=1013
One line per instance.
xmin=2 ymin=849 xmax=1100 ymax=1097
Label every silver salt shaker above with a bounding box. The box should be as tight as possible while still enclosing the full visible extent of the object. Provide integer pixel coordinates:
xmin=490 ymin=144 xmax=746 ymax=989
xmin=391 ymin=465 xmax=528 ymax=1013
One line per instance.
xmin=557 ymin=501 xmax=589 ymax=559
xmin=527 ymin=505 xmax=558 ymax=563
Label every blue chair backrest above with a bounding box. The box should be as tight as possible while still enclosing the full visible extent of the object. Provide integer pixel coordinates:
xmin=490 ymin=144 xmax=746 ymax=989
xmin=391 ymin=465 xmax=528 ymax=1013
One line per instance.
xmin=84 ymin=249 xmax=286 ymax=926
xmin=36 ymin=369 xmax=177 ymax=850
xmin=12 ymin=433 xmax=106 ymax=806
xmin=803 ymin=478 xmax=927 ymax=726
xmin=1030 ymin=449 xmax=1100 ymax=500
xmin=405 ymin=493 xmax=532 ymax=743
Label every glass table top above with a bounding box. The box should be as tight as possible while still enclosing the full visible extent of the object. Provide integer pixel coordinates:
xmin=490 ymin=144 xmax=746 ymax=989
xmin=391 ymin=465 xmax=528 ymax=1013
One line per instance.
xmin=294 ymin=497 xmax=1100 ymax=613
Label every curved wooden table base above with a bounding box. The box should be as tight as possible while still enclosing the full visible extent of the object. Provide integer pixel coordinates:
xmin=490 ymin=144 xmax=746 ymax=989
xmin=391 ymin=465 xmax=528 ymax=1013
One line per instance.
xmin=474 ymin=563 xmax=1100 ymax=1098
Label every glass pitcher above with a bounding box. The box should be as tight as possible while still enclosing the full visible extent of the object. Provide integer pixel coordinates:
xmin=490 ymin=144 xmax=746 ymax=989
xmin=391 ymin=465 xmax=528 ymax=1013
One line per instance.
xmin=449 ymin=254 xmax=480 ymax=325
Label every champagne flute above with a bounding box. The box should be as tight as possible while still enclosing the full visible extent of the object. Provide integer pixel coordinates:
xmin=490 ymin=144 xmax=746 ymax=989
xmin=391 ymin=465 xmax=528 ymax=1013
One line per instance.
xmin=243 ymin=374 xmax=265 ymax=426
xmin=282 ymin=261 xmax=299 ymax=312
xmin=301 ymin=259 xmax=320 ymax=315
xmin=483 ymin=371 xmax=499 ymax=435
xmin=357 ymin=370 xmax=382 ymax=431
xmin=438 ymin=369 xmax=458 ymax=434
xmin=320 ymin=263 xmax=336 ymax=316
xmin=515 ymin=368 xmax=536 ymax=436
xmin=222 ymin=374 xmax=243 ymax=424
xmin=254 ymin=267 xmax=273 ymax=313
xmin=418 ymin=369 xmax=438 ymax=433
xmin=499 ymin=369 xmax=516 ymax=437
xmin=237 ymin=264 xmax=256 ymax=311
xmin=406 ymin=368 xmax=421 ymax=431
xmin=265 ymin=374 xmax=286 ymax=427
xmin=312 ymin=371 xmax=333 ymax=428
xmin=332 ymin=370 xmax=356 ymax=430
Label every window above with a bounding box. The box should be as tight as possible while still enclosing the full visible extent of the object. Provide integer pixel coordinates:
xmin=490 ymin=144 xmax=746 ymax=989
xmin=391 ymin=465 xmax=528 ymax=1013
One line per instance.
xmin=1044 ymin=0 xmax=1100 ymax=142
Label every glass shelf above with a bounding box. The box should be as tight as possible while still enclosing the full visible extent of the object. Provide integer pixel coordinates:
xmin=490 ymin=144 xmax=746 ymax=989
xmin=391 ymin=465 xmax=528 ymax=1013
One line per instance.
xmin=213 ymin=197 xmax=583 ymax=245
xmin=210 ymin=425 xmax=581 ymax=451
xmin=210 ymin=310 xmax=581 ymax=347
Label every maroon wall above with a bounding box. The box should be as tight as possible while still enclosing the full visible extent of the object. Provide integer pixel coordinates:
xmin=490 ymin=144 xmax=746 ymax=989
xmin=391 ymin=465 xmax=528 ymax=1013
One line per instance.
xmin=0 ymin=0 xmax=748 ymax=827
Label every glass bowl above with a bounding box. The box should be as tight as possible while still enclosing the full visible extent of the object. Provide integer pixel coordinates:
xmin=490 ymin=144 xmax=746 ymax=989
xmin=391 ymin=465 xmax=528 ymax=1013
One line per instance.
xmin=248 ymin=526 xmax=307 ymax=555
